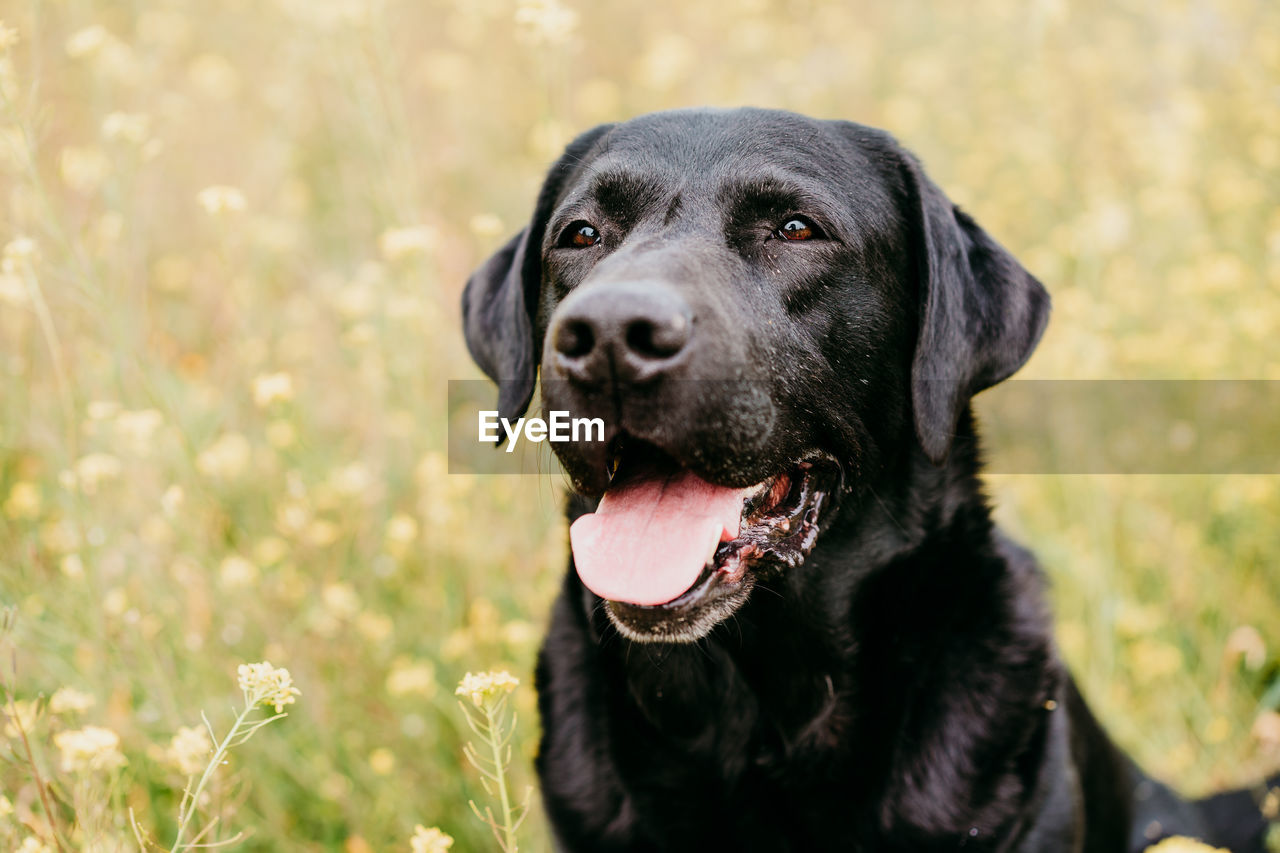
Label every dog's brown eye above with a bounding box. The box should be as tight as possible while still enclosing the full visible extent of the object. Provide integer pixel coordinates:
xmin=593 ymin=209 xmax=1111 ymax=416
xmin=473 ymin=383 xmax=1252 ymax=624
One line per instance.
xmin=565 ymin=222 xmax=601 ymax=248
xmin=778 ymin=218 xmax=816 ymax=241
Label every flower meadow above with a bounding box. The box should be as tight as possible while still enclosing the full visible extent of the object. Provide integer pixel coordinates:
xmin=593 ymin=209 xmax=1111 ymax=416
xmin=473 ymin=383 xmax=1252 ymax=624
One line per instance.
xmin=1 ymin=0 xmax=1278 ymax=849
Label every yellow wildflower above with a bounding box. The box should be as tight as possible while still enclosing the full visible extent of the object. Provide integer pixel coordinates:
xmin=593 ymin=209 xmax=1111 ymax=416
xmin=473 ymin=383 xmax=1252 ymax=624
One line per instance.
xmin=196 ymin=432 xmax=252 ymax=480
xmin=40 ymin=519 xmax=79 ymax=552
xmin=167 ymin=724 xmax=212 ymax=776
xmin=87 ymin=399 xmax=121 ymax=420
xmin=101 ymin=111 xmax=151 ymax=145
xmin=65 ymin=25 xmax=109 ymax=58
xmin=114 ymin=408 xmax=164 ymax=448
xmin=368 ymin=747 xmax=395 ymax=775
xmin=103 ymin=587 xmax=128 ymax=617
xmin=237 ymin=661 xmax=301 ymax=713
xmin=385 ymin=513 xmax=419 ymax=545
xmin=0 ymin=271 xmax=25 ymax=306
xmin=386 ymin=657 xmax=436 ymax=697
xmin=378 ymin=225 xmax=437 ymax=260
xmin=73 ymin=453 xmax=123 ymax=493
xmin=49 ymin=686 xmax=96 ymax=715
xmin=501 ymin=620 xmax=539 ymax=649
xmin=252 ymin=536 xmax=289 ymax=565
xmin=0 ymin=793 xmax=13 ymax=818
xmin=2 ymin=236 xmax=37 ymax=272
xmin=455 ymin=670 xmax=519 ymax=707
xmin=218 ymin=555 xmax=259 ymax=589
xmin=514 ymin=0 xmax=578 ymax=46
xmin=252 ymin=371 xmax=295 ymax=407
xmin=53 ymin=725 xmax=127 ymax=773
xmin=196 ymin=185 xmax=247 ymax=215
xmin=409 ymin=825 xmax=453 ymax=853
xmin=303 ymin=519 xmax=340 ymax=547
xmin=60 ymin=554 xmax=85 ymax=578
xmin=1224 ymin=625 xmax=1266 ymax=670
xmin=636 ymin=34 xmax=695 ymax=90
xmin=0 ymin=21 xmax=18 ymax=52
xmin=468 ymin=213 xmax=504 ymax=238
xmin=322 ymin=582 xmax=361 ymax=617
xmin=161 ymin=485 xmax=185 ymax=517
xmin=328 ymin=462 xmax=371 ymax=496
xmin=3 ymin=481 xmax=41 ymax=519
xmin=356 ymin=611 xmax=393 ymax=644
xmin=3 ymin=699 xmax=39 ymax=738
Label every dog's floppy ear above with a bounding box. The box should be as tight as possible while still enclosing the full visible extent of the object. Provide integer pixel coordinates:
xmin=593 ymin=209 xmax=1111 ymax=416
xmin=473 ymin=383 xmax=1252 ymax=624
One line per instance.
xmin=897 ymin=149 xmax=1050 ymax=464
xmin=462 ymin=124 xmax=614 ymax=421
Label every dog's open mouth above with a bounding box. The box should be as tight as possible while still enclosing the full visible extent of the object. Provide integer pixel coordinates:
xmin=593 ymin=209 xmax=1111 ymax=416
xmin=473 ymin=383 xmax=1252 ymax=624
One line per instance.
xmin=569 ymin=441 xmax=840 ymax=642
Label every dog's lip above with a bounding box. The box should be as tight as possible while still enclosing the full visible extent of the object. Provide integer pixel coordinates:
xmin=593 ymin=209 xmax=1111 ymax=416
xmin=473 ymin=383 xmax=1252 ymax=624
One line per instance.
xmin=603 ymin=450 xmax=840 ymax=615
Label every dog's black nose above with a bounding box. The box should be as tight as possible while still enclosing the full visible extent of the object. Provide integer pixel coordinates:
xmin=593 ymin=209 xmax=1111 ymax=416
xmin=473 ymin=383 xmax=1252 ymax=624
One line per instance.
xmin=550 ymin=282 xmax=692 ymax=386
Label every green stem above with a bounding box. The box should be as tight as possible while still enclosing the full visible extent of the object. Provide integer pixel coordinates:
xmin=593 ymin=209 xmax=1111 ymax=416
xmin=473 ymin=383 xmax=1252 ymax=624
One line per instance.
xmin=169 ymin=702 xmax=255 ymax=852
xmin=485 ymin=702 xmax=516 ymax=853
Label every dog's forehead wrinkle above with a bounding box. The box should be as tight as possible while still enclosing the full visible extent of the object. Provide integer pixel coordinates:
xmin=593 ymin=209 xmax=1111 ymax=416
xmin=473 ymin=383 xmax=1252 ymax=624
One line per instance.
xmin=662 ymin=193 xmax=683 ymax=225
xmin=714 ymin=172 xmax=850 ymax=226
xmin=586 ymin=166 xmax=669 ymax=203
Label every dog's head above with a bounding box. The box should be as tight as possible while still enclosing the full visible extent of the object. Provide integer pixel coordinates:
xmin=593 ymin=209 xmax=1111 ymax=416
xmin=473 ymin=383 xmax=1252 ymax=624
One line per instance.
xmin=463 ymin=108 xmax=1048 ymax=642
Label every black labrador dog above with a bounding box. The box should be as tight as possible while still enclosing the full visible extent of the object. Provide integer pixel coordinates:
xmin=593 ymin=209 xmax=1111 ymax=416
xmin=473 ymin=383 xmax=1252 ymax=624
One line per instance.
xmin=462 ymin=108 xmax=1278 ymax=852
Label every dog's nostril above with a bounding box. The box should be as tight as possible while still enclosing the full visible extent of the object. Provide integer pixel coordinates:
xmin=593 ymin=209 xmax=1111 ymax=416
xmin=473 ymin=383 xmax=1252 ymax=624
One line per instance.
xmin=556 ymin=319 xmax=595 ymax=359
xmin=625 ymin=314 xmax=688 ymax=360
xmin=625 ymin=320 xmax=658 ymax=358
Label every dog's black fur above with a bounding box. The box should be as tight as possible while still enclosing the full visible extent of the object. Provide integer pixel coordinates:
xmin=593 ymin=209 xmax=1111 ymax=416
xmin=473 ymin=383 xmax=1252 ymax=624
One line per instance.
xmin=462 ymin=108 xmax=1278 ymax=852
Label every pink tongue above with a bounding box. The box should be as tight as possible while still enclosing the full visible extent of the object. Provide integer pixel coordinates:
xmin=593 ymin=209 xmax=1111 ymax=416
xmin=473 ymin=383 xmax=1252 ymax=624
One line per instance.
xmin=570 ymin=466 xmax=744 ymax=606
